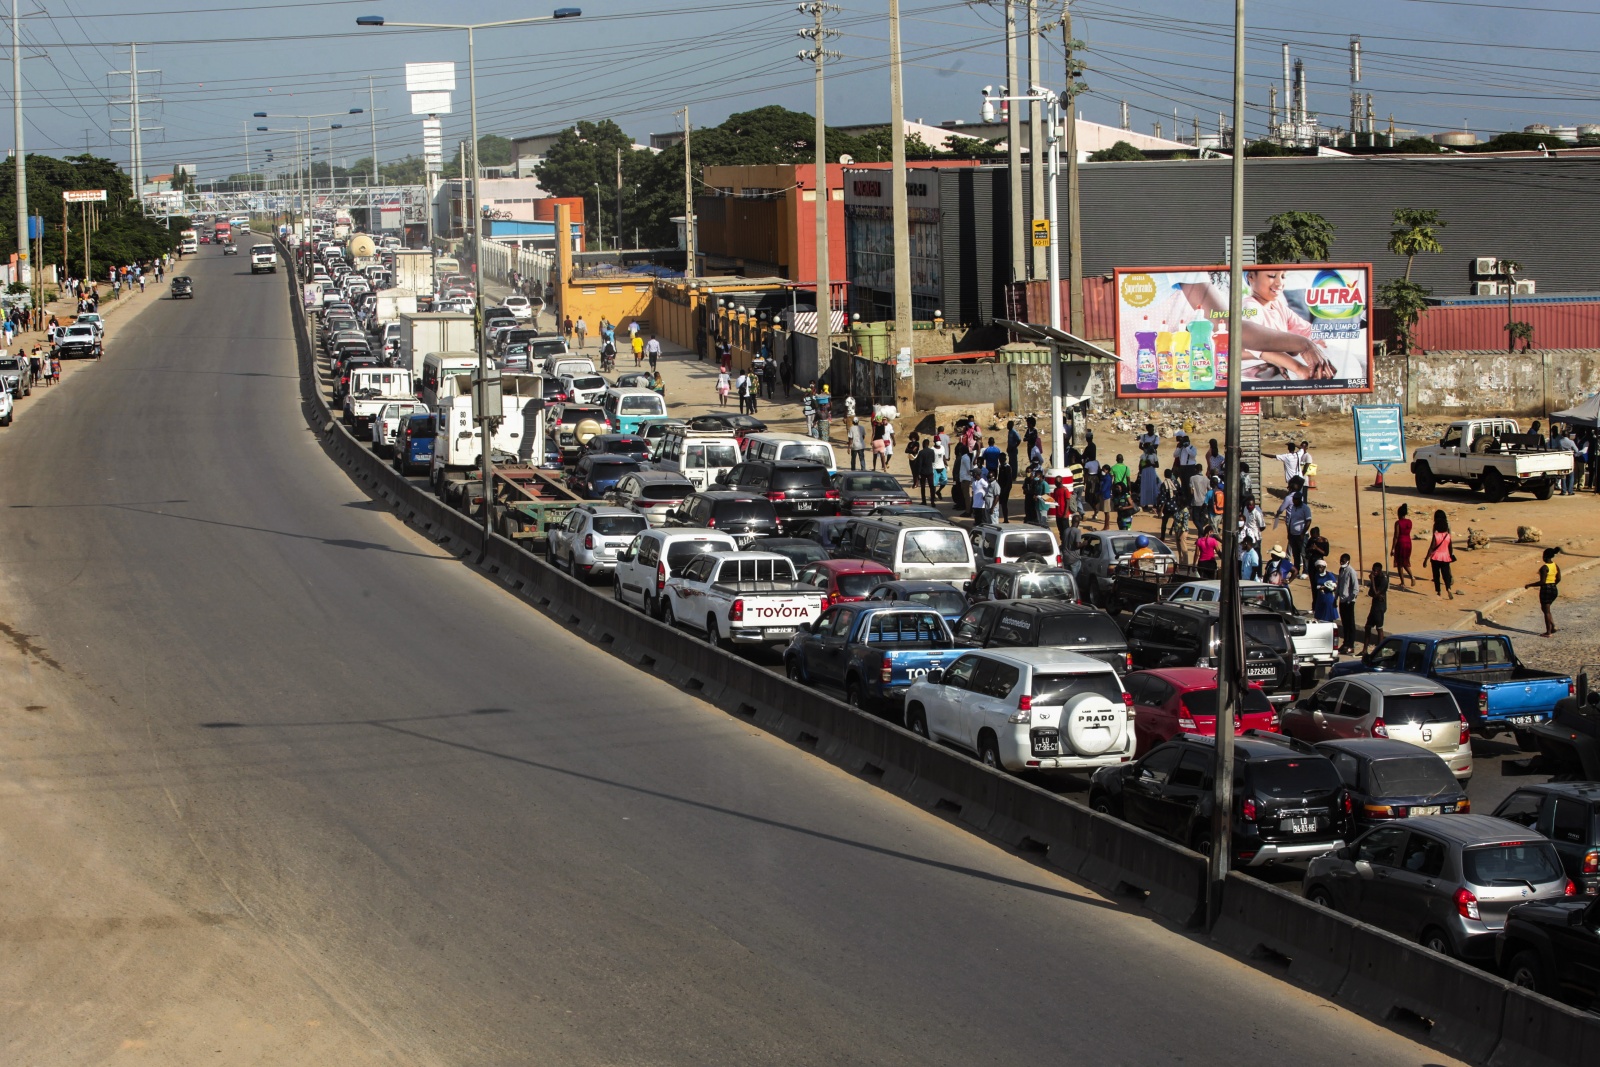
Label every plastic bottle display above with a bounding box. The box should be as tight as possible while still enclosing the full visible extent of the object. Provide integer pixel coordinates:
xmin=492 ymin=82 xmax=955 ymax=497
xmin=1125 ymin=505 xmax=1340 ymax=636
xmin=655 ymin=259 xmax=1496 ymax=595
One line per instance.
xmin=1135 ymin=331 xmax=1159 ymax=391
xmin=1187 ymin=319 xmax=1215 ymax=391
xmin=1214 ymin=329 xmax=1229 ymax=388
xmin=1171 ymin=331 xmax=1192 ymax=390
xmin=1155 ymin=331 xmax=1175 ymax=390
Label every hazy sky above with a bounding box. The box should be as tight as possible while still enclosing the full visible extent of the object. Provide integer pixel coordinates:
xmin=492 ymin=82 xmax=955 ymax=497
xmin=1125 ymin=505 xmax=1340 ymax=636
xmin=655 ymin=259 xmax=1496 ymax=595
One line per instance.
xmin=10 ymin=0 xmax=1595 ymax=179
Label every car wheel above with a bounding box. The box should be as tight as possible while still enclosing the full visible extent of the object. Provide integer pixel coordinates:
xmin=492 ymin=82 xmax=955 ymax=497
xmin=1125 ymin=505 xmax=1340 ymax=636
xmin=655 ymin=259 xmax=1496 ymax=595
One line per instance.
xmin=844 ymin=678 xmax=866 ymax=711
xmin=567 ymin=552 xmax=581 ymax=580
xmin=662 ymin=601 xmax=678 ymax=629
xmin=1532 ymin=479 xmax=1555 ymax=501
xmin=785 ymin=656 xmax=807 ymax=683
xmin=1415 ymin=464 xmax=1436 ymax=495
xmin=1307 ymin=886 xmax=1336 ymax=911
xmin=1507 ymin=950 xmax=1547 ymax=993
xmin=613 ymin=575 xmax=627 ymax=603
xmin=976 ymin=731 xmax=1002 ymax=770
xmin=905 ymin=703 xmax=929 ymax=738
xmin=1421 ymin=928 xmax=1453 ymax=957
xmin=1482 ymin=468 xmax=1509 ymax=503
xmin=707 ymin=615 xmax=731 ymax=650
xmin=1191 ymin=834 xmax=1213 ymax=858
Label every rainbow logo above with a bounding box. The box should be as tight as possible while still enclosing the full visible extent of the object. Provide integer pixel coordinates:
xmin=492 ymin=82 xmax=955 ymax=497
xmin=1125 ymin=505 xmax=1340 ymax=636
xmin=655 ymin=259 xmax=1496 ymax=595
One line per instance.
xmin=1303 ymin=269 xmax=1366 ymax=320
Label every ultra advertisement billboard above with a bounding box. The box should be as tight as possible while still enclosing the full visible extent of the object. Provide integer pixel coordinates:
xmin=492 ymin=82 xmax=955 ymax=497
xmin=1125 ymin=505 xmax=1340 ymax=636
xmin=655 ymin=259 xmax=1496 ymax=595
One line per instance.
xmin=1112 ymin=264 xmax=1374 ymax=399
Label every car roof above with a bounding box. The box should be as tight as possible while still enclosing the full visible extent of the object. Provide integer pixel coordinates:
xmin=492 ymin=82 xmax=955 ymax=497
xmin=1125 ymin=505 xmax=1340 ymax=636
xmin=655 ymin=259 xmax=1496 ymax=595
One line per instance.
xmin=983 ymin=563 xmax=1073 ymax=576
xmin=1140 ymin=666 xmax=1222 ymax=690
xmin=1315 ymin=737 xmax=1445 ymax=761
xmin=1337 ymin=672 xmax=1452 ymax=696
xmin=811 ymin=559 xmax=894 ymax=574
xmin=981 ymin=599 xmax=1098 ymax=616
xmin=692 ymin=490 xmax=768 ymax=502
xmin=628 ymin=470 xmax=692 ymax=484
xmin=576 ymin=504 xmax=636 ymax=516
xmin=769 ymin=459 xmax=829 ymax=470
xmin=964 ymin=647 xmax=1117 ymax=672
xmin=852 ymin=515 xmax=954 ymax=530
xmin=879 ymin=579 xmax=960 ymax=591
xmin=648 ymin=528 xmax=737 ymax=541
xmin=1173 ymin=733 xmax=1325 ymax=761
xmin=1402 ymin=814 xmax=1547 ymax=845
xmin=1504 ymin=781 xmax=1600 ymax=801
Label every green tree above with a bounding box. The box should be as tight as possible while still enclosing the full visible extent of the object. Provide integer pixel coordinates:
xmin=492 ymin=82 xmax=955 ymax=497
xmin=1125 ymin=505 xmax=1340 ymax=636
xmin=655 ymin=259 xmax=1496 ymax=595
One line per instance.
xmin=1388 ymin=208 xmax=1447 ymax=281
xmin=2 ymin=153 xmax=181 ymax=278
xmin=1244 ymin=139 xmax=1292 ymax=157
xmin=1506 ymin=320 xmax=1534 ymax=352
xmin=1377 ymin=278 xmax=1431 ymax=354
xmin=1470 ymin=131 xmax=1560 ymax=153
xmin=942 ymin=134 xmax=1004 ymax=159
xmin=1390 ymin=136 xmax=1442 ymax=153
xmin=1088 ymin=140 xmax=1147 ymax=162
xmin=1256 ymin=211 xmax=1336 ymax=263
xmin=169 ymin=166 xmax=190 ymax=192
xmin=445 ymin=134 xmax=517 ymax=178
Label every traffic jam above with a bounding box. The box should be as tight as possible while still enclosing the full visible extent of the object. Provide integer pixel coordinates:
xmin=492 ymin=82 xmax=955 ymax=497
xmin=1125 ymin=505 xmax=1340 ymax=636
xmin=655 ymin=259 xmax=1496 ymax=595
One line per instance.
xmin=304 ymin=230 xmax=1600 ymax=1005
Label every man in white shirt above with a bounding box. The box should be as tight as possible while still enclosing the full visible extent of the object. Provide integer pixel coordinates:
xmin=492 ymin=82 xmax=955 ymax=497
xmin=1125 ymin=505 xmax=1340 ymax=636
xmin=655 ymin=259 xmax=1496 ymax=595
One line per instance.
xmin=1274 ymin=440 xmax=1303 ymax=486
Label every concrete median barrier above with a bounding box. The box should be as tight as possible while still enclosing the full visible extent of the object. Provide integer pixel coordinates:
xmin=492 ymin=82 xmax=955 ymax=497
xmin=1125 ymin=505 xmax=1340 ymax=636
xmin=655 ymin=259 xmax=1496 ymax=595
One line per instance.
xmin=1075 ymin=812 xmax=1206 ymax=927
xmin=1491 ymin=985 xmax=1600 ymax=1067
xmin=1209 ymin=872 xmax=1355 ymax=997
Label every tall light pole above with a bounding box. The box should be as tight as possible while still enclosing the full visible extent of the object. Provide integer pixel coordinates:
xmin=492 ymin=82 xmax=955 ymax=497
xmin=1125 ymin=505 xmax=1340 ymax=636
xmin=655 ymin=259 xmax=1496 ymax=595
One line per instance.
xmin=367 ymin=75 xmax=380 ymax=189
xmin=888 ymin=0 xmax=914 ymax=413
xmin=358 ymin=8 xmax=583 ymax=557
xmin=12 ymin=0 xmax=28 ymax=286
xmin=254 ymin=107 xmax=362 ymax=231
xmin=328 ymin=123 xmax=343 ymax=191
xmin=257 ymin=126 xmax=306 ymax=230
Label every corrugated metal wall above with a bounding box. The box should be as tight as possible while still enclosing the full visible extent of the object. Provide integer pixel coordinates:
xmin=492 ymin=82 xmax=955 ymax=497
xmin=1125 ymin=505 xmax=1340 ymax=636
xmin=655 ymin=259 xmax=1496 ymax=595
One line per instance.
xmin=1076 ymin=156 xmax=1600 ymax=297
xmin=1412 ymin=301 xmax=1600 ymax=352
xmin=1012 ymin=277 xmax=1118 ymax=339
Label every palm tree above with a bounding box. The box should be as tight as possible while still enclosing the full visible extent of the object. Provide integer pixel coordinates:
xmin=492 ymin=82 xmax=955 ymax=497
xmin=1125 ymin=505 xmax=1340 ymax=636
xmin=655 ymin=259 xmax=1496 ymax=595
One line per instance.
xmin=1388 ymin=208 xmax=1447 ymax=281
xmin=1255 ymin=211 xmax=1336 ymax=263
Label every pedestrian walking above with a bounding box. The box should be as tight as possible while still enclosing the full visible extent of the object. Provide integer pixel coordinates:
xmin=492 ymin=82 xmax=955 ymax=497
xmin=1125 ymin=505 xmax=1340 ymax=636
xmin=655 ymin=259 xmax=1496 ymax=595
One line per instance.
xmin=736 ymin=372 xmax=751 ymax=415
xmin=575 ymin=316 xmax=588 ymax=349
xmin=1311 ymin=560 xmax=1339 ymax=623
xmin=954 ymin=446 xmax=973 ymax=513
xmin=971 ymin=469 xmax=991 ymax=525
xmin=995 ymin=453 xmax=1014 ymax=522
xmin=802 ymin=390 xmax=816 ymax=437
xmin=880 ymin=418 xmax=894 ymax=469
xmin=871 ymin=418 xmax=888 ymax=471
xmin=1194 ymin=525 xmax=1221 ymax=580
xmin=1525 ymin=547 xmax=1562 ymax=637
xmin=1427 ymin=510 xmax=1455 ymax=600
xmin=716 ymin=369 xmax=731 ymax=407
xmin=762 ymin=353 xmax=778 ymax=399
xmin=1336 ymin=553 xmax=1359 ymax=654
xmin=1391 ymin=502 xmax=1417 ymax=587
xmin=645 ymin=334 xmax=660 ymax=371
xmin=930 ymin=435 xmax=947 ymax=499
xmin=563 ymin=315 xmax=574 ymax=344
xmin=913 ymin=438 xmax=936 ymax=505
xmin=1051 ymin=478 xmax=1071 ymax=543
xmin=848 ymin=416 xmax=867 ymax=470
xmin=1361 ymin=563 xmax=1389 ymax=654
xmin=778 ymin=357 xmax=792 ymax=398
xmin=1239 ymin=539 xmax=1261 ymax=581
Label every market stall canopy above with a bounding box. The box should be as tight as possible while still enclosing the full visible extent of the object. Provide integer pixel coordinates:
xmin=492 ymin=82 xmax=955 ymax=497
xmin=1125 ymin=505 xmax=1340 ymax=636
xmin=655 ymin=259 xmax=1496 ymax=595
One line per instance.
xmin=1552 ymin=393 xmax=1600 ymax=428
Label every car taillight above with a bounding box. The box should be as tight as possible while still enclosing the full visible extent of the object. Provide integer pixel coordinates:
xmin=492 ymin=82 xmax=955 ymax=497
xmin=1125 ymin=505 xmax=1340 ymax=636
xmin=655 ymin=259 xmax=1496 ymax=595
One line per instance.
xmin=1364 ymin=804 xmax=1397 ymax=819
xmin=1124 ymin=653 xmax=1133 ymax=671
xmin=1459 ymin=716 xmax=1471 ymax=746
xmin=584 ymin=534 xmax=594 ymax=550
xmin=1565 ymin=879 xmax=1578 ymax=897
xmin=1455 ymin=886 xmax=1480 ymax=921
xmin=1478 ymin=692 xmax=1489 ymax=715
xmin=1241 ymin=797 xmax=1258 ymax=822
xmin=1342 ymin=793 xmax=1354 ymax=815
xmin=828 ymin=591 xmax=839 ymax=604
xmin=1569 ymin=681 xmax=1578 ymax=698
xmin=730 ymin=598 xmax=744 ymax=622
xmin=706 ymin=517 xmax=716 ymax=527
xmin=1371 ymin=717 xmax=1388 ymax=738
xmin=1009 ymin=693 xmax=1033 ymax=724
xmin=817 ymin=597 xmax=828 ymax=613
xmin=767 ymin=491 xmax=786 ymax=502
xmin=1178 ymin=715 xmax=1196 ymax=731
xmin=656 ymin=562 xmax=667 ymax=592
xmin=1584 ymin=850 xmax=1599 ymax=875
xmin=880 ymin=656 xmax=893 ymax=684
xmin=824 ymin=489 xmax=840 ymax=499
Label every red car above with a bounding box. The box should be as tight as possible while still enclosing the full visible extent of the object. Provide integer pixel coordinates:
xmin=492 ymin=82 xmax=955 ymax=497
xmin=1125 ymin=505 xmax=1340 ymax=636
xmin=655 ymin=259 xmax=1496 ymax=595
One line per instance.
xmin=797 ymin=559 xmax=895 ymax=606
xmin=1125 ymin=667 xmax=1281 ymax=756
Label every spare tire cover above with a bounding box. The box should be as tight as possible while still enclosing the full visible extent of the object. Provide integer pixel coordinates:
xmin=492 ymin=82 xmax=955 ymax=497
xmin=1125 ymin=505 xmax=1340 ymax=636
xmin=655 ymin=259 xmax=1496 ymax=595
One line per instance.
xmin=1062 ymin=693 xmax=1124 ymax=756
xmin=575 ymin=418 xmax=604 ymax=443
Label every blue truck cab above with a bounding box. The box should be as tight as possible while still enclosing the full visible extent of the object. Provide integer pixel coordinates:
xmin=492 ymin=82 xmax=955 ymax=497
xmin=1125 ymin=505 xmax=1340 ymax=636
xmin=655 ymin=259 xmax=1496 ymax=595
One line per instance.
xmin=1331 ymin=630 xmax=1573 ymax=736
xmin=783 ymin=604 xmax=966 ymax=713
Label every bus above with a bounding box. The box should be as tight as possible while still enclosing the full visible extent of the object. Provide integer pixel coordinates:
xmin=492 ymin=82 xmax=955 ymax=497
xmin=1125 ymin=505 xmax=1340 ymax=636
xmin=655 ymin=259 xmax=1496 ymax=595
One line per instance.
xmin=179 ymin=228 xmax=198 ymax=254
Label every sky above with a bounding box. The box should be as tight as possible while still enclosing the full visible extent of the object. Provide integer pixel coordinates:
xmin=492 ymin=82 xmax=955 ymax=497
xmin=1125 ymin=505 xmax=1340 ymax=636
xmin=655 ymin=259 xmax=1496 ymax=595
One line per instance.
xmin=6 ymin=0 xmax=1596 ymax=181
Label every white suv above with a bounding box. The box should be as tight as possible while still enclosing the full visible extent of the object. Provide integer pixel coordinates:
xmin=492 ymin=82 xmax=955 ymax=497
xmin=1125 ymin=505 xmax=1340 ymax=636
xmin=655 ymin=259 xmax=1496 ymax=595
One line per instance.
xmin=547 ymin=505 xmax=649 ymax=581
xmin=612 ymin=528 xmax=738 ymax=618
xmin=903 ymin=648 xmax=1134 ymax=773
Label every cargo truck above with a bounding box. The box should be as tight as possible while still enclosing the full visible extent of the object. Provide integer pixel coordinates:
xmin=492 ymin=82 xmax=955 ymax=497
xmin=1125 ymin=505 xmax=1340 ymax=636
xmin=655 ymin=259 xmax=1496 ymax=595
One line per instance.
xmin=397 ymin=312 xmax=477 ymax=377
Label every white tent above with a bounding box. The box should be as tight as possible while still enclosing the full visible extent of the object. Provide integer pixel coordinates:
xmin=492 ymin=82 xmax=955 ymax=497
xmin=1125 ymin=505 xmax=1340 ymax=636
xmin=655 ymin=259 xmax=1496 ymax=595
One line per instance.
xmin=1552 ymin=393 xmax=1600 ymax=428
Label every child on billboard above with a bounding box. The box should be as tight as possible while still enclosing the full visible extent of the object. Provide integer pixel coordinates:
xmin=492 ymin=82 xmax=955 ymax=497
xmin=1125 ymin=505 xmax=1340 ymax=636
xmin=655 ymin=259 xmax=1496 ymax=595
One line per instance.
xmin=1240 ymin=269 xmax=1333 ymax=381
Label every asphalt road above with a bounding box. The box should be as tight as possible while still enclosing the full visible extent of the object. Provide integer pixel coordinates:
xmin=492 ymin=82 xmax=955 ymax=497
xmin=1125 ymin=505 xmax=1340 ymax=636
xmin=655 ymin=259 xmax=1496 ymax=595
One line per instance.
xmin=0 ymin=250 xmax=1458 ymax=1065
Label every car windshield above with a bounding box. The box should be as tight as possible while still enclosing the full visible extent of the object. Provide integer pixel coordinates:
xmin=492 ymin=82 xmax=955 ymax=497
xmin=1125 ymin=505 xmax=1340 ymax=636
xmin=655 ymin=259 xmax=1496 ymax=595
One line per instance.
xmin=903 ymin=529 xmax=969 ymax=564
xmin=604 ymin=440 xmax=651 ymax=457
xmin=1110 ymin=535 xmax=1172 ymax=556
xmin=0 ymin=358 xmax=18 ymax=370
xmin=712 ymin=501 xmax=777 ymax=522
xmin=1013 ymin=573 xmax=1077 ymax=600
xmin=901 ymin=589 xmax=967 ymax=615
xmin=773 ymin=467 xmax=831 ymax=490
xmin=840 ymin=474 xmax=902 ymax=492
xmin=640 ymin=483 xmax=690 ymax=500
xmin=1037 ymin=613 xmax=1127 ymax=647
xmin=864 ymin=611 xmax=950 ymax=647
xmin=1003 ymin=532 xmax=1057 ymax=557
xmin=666 ymin=541 xmax=730 ymax=567
xmin=620 ymin=395 xmax=665 ymax=414
xmin=531 ymin=340 xmax=568 ymax=359
xmin=406 ymin=419 xmax=437 ymax=439
xmin=1030 ymin=672 xmax=1124 ymax=706
xmin=1385 ymin=692 xmax=1461 ymax=725
xmin=592 ymin=515 xmax=648 ymax=536
xmin=1242 ymin=617 xmax=1290 ymax=652
xmin=1462 ymin=842 xmax=1565 ymax=887
xmin=1240 ymin=587 xmax=1296 ymax=613
xmin=1250 ymin=758 xmax=1343 ymax=798
xmin=562 ymin=408 xmax=606 ymax=424
xmin=835 ymin=572 xmax=885 ymax=597
xmin=786 ymin=442 xmax=834 ymax=466
xmin=1367 ymin=756 xmax=1460 ymax=798
xmin=1180 ymin=688 xmax=1274 ymax=717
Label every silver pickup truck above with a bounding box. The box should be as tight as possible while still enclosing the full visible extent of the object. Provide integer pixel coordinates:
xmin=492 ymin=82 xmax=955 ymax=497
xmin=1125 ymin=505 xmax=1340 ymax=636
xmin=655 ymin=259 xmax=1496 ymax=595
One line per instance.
xmin=1411 ymin=418 xmax=1571 ymax=502
xmin=1165 ymin=579 xmax=1338 ymax=683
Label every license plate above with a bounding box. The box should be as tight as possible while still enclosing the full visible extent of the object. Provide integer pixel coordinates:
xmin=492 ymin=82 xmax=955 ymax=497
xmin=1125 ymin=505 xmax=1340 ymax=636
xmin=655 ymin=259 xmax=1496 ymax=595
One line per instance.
xmin=766 ymin=627 xmax=796 ymax=638
xmin=1507 ymin=714 xmax=1546 ymax=726
xmin=1280 ymin=817 xmax=1315 ymax=833
xmin=1412 ymin=805 xmax=1441 ymax=817
xmin=1033 ymin=736 xmax=1060 ymax=754
xmin=791 ymin=501 xmax=816 ymax=512
xmin=1246 ymin=664 xmax=1275 ymax=678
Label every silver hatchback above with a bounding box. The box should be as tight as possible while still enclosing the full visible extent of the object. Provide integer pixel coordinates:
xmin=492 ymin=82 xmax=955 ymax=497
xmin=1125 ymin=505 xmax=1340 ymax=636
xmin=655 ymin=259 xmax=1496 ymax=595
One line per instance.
xmin=547 ymin=505 xmax=649 ymax=581
xmin=1304 ymin=814 xmax=1575 ymax=960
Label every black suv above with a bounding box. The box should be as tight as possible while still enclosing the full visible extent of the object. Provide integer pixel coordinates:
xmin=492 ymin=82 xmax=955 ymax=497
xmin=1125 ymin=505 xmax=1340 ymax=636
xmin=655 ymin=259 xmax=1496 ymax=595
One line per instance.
xmin=1124 ymin=601 xmax=1297 ymax=702
xmin=967 ymin=562 xmax=1080 ymax=605
xmin=952 ymin=600 xmax=1131 ymax=673
xmin=1089 ymin=732 xmax=1352 ymax=867
xmin=667 ymin=491 xmax=779 ymax=545
xmin=719 ymin=460 xmax=840 ymax=529
xmin=1496 ymin=896 xmax=1600 ymax=1006
xmin=170 ymin=275 xmax=194 ymax=298
xmin=1492 ymin=782 xmax=1600 ymax=896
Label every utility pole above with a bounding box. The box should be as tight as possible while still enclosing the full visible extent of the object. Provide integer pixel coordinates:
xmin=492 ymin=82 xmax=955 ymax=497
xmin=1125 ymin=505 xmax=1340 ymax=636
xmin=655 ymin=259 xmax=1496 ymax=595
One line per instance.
xmin=798 ymin=2 xmax=841 ymax=380
xmin=615 ymin=146 xmax=623 ymax=249
xmin=1005 ymin=0 xmax=1025 ymax=284
xmin=108 ymin=44 xmax=161 ymax=203
xmin=889 ymin=0 xmax=914 ymax=412
xmin=10 ymin=0 xmax=25 ymax=284
xmin=1026 ymin=0 xmax=1045 ymax=279
xmin=678 ymin=106 xmax=694 ymax=279
xmin=1062 ymin=1 xmax=1085 ymax=340
xmin=367 ymin=75 xmax=379 ymax=189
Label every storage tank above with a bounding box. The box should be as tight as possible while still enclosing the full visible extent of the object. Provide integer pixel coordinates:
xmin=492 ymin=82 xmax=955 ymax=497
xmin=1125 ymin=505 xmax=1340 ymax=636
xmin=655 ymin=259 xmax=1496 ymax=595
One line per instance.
xmin=1579 ymin=124 xmax=1600 ymax=138
xmin=1550 ymin=126 xmax=1579 ymax=143
xmin=1432 ymin=131 xmax=1477 ymax=147
xmin=346 ymin=233 xmax=376 ymax=259
xmin=1523 ymin=123 xmax=1552 ymax=134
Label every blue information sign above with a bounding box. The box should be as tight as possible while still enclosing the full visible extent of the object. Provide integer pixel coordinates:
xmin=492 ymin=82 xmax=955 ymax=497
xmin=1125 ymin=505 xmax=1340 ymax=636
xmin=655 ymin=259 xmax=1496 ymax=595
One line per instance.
xmin=1353 ymin=404 xmax=1406 ymax=469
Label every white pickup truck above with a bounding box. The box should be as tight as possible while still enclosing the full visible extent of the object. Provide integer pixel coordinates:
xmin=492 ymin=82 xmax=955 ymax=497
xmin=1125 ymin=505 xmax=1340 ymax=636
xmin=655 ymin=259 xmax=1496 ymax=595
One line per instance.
xmin=370 ymin=400 xmax=426 ymax=456
xmin=1411 ymin=418 xmax=1572 ymax=502
xmin=660 ymin=551 xmax=825 ymax=648
xmin=342 ymin=366 xmax=415 ymax=436
xmin=1165 ymin=580 xmax=1338 ymax=682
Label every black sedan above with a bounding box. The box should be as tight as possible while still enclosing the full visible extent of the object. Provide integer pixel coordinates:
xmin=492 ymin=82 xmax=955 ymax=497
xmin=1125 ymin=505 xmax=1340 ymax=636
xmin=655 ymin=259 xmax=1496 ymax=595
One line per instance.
xmin=582 ymin=434 xmax=653 ymax=461
xmin=170 ymin=275 xmax=194 ymax=298
xmin=833 ymin=471 xmax=912 ymax=515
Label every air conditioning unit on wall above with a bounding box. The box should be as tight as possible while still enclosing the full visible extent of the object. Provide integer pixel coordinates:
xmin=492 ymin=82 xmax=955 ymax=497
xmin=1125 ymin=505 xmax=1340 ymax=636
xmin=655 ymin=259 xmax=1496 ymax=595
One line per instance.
xmin=1474 ymin=281 xmax=1503 ymax=296
xmin=1514 ymin=279 xmax=1537 ymax=295
xmin=1473 ymin=256 xmax=1501 ymax=277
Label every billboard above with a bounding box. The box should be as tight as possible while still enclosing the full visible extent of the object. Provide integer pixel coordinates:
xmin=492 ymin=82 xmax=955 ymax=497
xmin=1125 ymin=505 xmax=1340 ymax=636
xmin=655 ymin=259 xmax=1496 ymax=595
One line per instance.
xmin=1113 ymin=264 xmax=1373 ymax=398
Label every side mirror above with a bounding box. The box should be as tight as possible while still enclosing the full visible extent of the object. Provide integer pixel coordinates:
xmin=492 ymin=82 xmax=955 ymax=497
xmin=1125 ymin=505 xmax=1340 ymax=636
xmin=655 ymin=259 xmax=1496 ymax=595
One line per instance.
xmin=713 ymin=472 xmax=728 ymax=485
xmin=797 ymin=622 xmax=811 ymax=633
xmin=1336 ymin=846 xmax=1353 ymax=861
xmin=927 ymin=667 xmax=945 ymax=684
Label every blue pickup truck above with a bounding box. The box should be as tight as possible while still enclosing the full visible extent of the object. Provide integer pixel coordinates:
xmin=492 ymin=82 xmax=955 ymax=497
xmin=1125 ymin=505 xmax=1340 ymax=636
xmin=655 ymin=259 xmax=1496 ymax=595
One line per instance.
xmin=1331 ymin=630 xmax=1573 ymax=736
xmin=783 ymin=604 xmax=965 ymax=713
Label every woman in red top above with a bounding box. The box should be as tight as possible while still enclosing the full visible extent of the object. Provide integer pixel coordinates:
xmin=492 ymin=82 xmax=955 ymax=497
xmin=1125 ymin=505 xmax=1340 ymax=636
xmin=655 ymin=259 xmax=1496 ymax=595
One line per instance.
xmin=1427 ymin=509 xmax=1454 ymax=600
xmin=1194 ymin=524 xmax=1222 ymax=580
xmin=1391 ymin=502 xmax=1416 ymax=587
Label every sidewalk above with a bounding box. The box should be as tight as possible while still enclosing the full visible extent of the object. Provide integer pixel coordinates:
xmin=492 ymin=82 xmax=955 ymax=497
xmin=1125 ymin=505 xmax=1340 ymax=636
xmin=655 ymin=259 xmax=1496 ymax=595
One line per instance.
xmin=7 ymin=276 xmax=166 ymax=407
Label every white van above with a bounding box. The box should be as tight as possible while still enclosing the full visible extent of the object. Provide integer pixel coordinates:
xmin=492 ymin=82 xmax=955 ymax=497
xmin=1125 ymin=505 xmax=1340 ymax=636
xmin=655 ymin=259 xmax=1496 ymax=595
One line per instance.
xmin=434 ymin=256 xmax=460 ymax=278
xmin=654 ymin=425 xmax=742 ymax=491
xmin=743 ymin=432 xmax=838 ymax=474
xmin=420 ymin=352 xmax=480 ymax=410
xmin=839 ymin=515 xmax=977 ymax=585
xmin=429 ymin=386 xmax=544 ymax=472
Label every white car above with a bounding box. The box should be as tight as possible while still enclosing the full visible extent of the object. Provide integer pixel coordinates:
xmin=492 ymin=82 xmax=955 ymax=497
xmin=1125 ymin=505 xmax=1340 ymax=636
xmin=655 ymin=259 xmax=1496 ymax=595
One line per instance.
xmin=74 ymin=312 xmax=104 ymax=338
xmin=902 ymin=648 xmax=1135 ymax=773
xmin=501 ymin=295 xmax=533 ymax=321
xmin=611 ymin=528 xmax=739 ymax=617
xmin=560 ymin=372 xmax=610 ymax=405
xmin=547 ymin=504 xmax=649 ymax=580
xmin=659 ymin=551 xmax=824 ymax=647
xmin=0 ymin=385 xmax=12 ymax=427
xmin=370 ymin=400 xmax=426 ymax=456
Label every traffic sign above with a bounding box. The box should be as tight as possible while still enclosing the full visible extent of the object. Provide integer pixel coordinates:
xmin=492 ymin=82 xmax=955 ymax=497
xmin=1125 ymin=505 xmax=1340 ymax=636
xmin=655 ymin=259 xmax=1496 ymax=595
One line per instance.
xmin=1031 ymin=219 xmax=1050 ymax=247
xmin=1353 ymin=404 xmax=1406 ymax=466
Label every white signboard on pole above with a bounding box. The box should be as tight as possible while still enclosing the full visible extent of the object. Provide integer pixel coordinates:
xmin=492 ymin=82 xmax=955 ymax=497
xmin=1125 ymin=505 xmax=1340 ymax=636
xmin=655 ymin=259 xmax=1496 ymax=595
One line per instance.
xmin=405 ymin=62 xmax=456 ymax=93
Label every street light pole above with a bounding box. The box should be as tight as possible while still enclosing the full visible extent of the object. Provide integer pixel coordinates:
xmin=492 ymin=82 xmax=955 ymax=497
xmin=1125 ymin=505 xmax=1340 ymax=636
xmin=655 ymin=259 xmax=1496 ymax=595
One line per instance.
xmin=12 ymin=0 xmax=28 ymax=287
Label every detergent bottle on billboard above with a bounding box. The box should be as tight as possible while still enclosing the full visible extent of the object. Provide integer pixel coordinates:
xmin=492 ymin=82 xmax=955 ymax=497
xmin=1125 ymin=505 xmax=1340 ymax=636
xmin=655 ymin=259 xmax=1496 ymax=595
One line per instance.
xmin=1155 ymin=331 xmax=1175 ymax=389
xmin=1187 ymin=319 xmax=1215 ymax=391
xmin=1171 ymin=330 xmax=1192 ymax=390
xmin=1135 ymin=331 xmax=1159 ymax=391
xmin=1214 ymin=328 xmax=1229 ymax=389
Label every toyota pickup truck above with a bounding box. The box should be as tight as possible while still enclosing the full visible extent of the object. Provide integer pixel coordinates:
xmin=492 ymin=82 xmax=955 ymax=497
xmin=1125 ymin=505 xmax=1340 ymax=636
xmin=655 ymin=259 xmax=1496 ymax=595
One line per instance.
xmin=1331 ymin=630 xmax=1573 ymax=736
xmin=660 ymin=551 xmax=825 ymax=648
xmin=1166 ymin=579 xmax=1338 ymax=682
xmin=783 ymin=604 xmax=965 ymax=712
xmin=54 ymin=323 xmax=100 ymax=360
xmin=1411 ymin=418 xmax=1572 ymax=502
